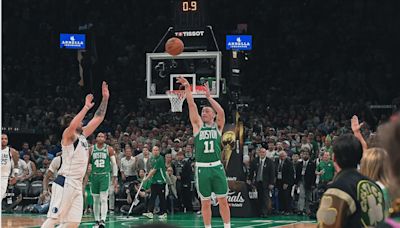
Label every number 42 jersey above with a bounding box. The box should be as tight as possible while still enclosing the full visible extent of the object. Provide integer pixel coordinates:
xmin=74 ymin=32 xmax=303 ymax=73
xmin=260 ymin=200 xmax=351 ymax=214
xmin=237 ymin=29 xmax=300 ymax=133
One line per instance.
xmin=90 ymin=144 xmax=111 ymax=174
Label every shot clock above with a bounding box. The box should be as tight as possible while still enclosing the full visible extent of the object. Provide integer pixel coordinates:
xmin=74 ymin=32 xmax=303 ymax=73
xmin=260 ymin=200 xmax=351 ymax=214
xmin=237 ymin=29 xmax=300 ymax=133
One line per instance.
xmin=174 ymin=0 xmax=205 ymax=30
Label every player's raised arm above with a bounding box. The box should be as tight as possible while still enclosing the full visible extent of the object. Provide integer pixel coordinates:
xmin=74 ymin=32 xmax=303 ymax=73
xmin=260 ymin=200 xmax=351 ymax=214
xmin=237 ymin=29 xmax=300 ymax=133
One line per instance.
xmin=204 ymin=82 xmax=225 ymax=132
xmin=63 ymin=94 xmax=95 ymax=145
xmin=83 ymin=81 xmax=110 ymax=137
xmin=177 ymin=77 xmax=202 ymax=133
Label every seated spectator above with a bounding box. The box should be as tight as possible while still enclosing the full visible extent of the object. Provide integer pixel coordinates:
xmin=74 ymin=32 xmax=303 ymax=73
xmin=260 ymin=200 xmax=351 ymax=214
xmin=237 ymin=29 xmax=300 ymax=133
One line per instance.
xmin=2 ymin=177 xmax=22 ymax=213
xmin=120 ymin=180 xmax=149 ymax=215
xmin=22 ymin=153 xmax=37 ymax=181
xmin=316 ymin=134 xmax=385 ymax=227
xmin=11 ymin=158 xmax=28 ymax=182
xmin=32 ymin=182 xmax=52 ymax=214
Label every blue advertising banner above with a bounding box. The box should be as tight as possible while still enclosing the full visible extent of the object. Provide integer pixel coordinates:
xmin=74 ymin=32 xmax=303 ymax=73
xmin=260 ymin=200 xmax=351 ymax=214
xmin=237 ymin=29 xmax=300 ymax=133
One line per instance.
xmin=226 ymin=35 xmax=252 ymax=51
xmin=60 ymin=34 xmax=86 ymax=49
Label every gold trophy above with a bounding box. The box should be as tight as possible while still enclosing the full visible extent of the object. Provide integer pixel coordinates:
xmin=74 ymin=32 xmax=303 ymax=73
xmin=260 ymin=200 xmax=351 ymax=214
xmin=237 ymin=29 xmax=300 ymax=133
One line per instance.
xmin=222 ymin=131 xmax=236 ymax=169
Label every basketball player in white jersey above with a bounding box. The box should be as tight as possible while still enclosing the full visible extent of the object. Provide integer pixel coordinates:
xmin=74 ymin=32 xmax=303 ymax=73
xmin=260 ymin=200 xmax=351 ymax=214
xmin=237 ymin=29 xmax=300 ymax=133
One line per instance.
xmin=1 ymin=133 xmax=20 ymax=199
xmin=42 ymin=81 xmax=110 ymax=228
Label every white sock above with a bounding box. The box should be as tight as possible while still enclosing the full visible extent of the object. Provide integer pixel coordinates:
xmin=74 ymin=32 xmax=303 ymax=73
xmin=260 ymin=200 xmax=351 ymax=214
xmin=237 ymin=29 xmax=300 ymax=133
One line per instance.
xmin=224 ymin=223 xmax=231 ymax=228
xmin=100 ymin=191 xmax=109 ymax=221
xmin=205 ymin=225 xmax=212 ymax=228
xmin=92 ymin=194 xmax=100 ymax=221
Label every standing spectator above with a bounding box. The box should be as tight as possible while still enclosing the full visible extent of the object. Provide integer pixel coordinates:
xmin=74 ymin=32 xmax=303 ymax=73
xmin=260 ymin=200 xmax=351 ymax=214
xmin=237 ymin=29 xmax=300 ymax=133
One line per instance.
xmin=317 ymin=134 xmax=385 ymax=227
xmin=180 ymin=154 xmax=194 ymax=212
xmin=136 ymin=146 xmax=152 ymax=174
xmin=143 ymin=146 xmax=167 ymax=219
xmin=165 ymin=153 xmax=174 ymax=170
xmin=275 ymin=151 xmax=294 ymax=214
xmin=266 ymin=142 xmax=277 ymax=160
xmin=295 ymin=149 xmax=316 ymax=215
xmin=166 ymin=167 xmax=178 ymax=213
xmin=315 ymin=152 xmax=334 ymax=192
xmin=249 ymin=148 xmax=275 ymax=217
xmin=173 ymin=151 xmax=185 ymax=211
xmin=120 ymin=147 xmax=137 ymax=182
xmin=360 ymin=148 xmax=391 ymax=216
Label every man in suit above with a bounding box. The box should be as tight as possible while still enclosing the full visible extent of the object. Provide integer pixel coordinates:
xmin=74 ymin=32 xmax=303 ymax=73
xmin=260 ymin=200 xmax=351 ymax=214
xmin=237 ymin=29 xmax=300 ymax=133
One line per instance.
xmin=275 ymin=151 xmax=294 ymax=214
xmin=294 ymin=149 xmax=316 ymax=215
xmin=249 ymin=148 xmax=275 ymax=217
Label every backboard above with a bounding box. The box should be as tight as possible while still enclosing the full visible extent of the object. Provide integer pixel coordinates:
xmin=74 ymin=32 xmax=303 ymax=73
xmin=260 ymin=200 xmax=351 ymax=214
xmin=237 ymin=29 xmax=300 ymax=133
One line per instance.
xmin=146 ymin=51 xmax=221 ymax=99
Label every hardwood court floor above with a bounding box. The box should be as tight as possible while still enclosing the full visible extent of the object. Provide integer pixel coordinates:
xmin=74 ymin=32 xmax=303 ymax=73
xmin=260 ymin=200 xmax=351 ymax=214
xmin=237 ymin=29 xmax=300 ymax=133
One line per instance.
xmin=1 ymin=212 xmax=317 ymax=228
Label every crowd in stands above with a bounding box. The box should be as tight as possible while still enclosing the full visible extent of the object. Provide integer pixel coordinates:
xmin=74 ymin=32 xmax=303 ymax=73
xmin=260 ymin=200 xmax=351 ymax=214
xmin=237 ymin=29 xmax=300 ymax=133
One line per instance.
xmin=2 ymin=0 xmax=399 ymax=225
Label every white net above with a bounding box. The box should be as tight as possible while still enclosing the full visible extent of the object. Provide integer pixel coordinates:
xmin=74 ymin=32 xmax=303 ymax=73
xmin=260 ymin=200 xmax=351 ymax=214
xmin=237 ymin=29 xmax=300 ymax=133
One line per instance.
xmin=166 ymin=90 xmax=186 ymax=112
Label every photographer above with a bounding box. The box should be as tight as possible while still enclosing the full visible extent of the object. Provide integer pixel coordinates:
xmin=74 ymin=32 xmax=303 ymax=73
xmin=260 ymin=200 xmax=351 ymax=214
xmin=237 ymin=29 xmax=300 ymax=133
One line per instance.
xmin=120 ymin=181 xmax=149 ymax=215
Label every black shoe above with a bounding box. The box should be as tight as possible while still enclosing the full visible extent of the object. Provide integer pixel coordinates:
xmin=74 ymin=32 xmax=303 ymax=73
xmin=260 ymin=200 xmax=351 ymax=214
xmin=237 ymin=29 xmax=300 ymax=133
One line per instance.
xmin=99 ymin=220 xmax=105 ymax=228
xmin=95 ymin=221 xmax=100 ymax=228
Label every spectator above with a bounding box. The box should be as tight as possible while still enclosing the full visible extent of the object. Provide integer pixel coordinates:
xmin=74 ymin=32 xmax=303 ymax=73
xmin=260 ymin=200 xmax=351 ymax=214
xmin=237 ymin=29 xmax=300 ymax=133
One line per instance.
xmin=248 ymin=148 xmax=275 ymax=217
xmin=32 ymin=182 xmax=52 ymax=214
xmin=166 ymin=166 xmax=178 ymax=213
xmin=377 ymin=120 xmax=400 ymax=227
xmin=11 ymin=158 xmax=28 ymax=182
xmin=295 ymin=149 xmax=316 ymax=215
xmin=120 ymin=147 xmax=137 ymax=182
xmin=165 ymin=153 xmax=174 ymax=170
xmin=22 ymin=153 xmax=37 ymax=181
xmin=360 ymin=148 xmax=391 ymax=216
xmin=275 ymin=151 xmax=294 ymax=214
xmin=316 ymin=134 xmax=385 ymax=227
xmin=136 ymin=146 xmax=152 ymax=174
xmin=315 ymin=152 xmax=335 ymax=191
xmin=120 ymin=181 xmax=149 ymax=215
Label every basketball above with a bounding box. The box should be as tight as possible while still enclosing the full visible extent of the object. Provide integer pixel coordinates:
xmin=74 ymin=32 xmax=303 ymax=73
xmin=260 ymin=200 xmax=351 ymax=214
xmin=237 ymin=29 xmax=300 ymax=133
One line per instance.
xmin=165 ymin=37 xmax=184 ymax=56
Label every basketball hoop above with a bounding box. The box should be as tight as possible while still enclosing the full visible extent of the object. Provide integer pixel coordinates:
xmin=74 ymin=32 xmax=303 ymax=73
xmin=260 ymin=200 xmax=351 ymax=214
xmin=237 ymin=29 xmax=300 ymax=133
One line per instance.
xmin=166 ymin=90 xmax=186 ymax=112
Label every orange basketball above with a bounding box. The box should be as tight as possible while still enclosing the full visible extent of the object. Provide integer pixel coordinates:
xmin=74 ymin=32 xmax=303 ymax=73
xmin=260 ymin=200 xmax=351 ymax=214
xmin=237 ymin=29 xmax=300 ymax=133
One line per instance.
xmin=165 ymin=37 xmax=184 ymax=56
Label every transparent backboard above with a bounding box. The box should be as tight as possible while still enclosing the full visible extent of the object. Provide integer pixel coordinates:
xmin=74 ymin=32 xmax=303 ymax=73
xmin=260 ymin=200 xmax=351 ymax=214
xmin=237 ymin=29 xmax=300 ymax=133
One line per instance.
xmin=146 ymin=51 xmax=221 ymax=99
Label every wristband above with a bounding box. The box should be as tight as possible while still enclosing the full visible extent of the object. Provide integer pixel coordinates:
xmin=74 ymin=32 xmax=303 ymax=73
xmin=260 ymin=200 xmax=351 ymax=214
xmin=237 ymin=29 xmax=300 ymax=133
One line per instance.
xmin=84 ymin=105 xmax=90 ymax=110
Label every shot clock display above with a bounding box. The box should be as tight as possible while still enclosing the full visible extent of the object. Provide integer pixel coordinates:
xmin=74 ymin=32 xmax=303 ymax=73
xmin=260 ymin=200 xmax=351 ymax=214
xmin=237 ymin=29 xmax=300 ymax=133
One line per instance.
xmin=174 ymin=0 xmax=205 ymax=30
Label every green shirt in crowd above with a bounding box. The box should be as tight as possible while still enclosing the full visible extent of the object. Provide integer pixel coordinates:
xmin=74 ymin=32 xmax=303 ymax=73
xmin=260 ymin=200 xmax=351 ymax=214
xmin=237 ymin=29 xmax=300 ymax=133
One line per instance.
xmin=317 ymin=160 xmax=335 ymax=182
xmin=150 ymin=154 xmax=166 ymax=184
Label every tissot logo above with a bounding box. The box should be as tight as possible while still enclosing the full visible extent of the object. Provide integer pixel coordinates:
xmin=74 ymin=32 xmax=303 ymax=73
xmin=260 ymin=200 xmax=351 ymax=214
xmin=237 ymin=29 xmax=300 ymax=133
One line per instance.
xmin=175 ymin=31 xmax=204 ymax=37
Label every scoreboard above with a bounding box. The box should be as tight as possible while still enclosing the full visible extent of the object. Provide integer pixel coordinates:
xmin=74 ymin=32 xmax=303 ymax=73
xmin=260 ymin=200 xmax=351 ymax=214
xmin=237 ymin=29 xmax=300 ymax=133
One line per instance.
xmin=174 ymin=0 xmax=205 ymax=30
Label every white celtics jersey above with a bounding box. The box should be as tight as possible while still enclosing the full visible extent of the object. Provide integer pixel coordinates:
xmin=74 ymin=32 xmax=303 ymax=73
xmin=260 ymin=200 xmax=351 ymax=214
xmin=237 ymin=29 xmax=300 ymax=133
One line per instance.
xmin=58 ymin=135 xmax=89 ymax=189
xmin=1 ymin=147 xmax=11 ymax=178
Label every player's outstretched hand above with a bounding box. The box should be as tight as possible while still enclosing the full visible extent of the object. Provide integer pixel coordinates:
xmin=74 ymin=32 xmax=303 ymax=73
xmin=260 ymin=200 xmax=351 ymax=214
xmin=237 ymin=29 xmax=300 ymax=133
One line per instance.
xmin=176 ymin=76 xmax=189 ymax=87
xmin=351 ymin=115 xmax=364 ymax=133
xmin=102 ymin=81 xmax=110 ymax=100
xmin=85 ymin=94 xmax=95 ymax=110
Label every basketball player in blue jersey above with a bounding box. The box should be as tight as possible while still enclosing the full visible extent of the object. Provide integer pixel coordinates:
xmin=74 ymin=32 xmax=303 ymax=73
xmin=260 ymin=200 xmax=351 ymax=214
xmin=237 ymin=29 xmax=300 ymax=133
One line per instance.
xmin=42 ymin=81 xmax=110 ymax=228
